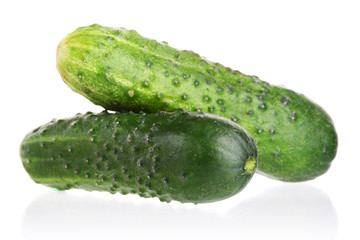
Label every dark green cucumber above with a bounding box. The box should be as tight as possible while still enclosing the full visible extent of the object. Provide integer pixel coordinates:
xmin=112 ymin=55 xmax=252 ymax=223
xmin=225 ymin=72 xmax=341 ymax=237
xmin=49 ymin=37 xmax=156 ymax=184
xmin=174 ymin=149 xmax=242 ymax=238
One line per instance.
xmin=20 ymin=110 xmax=257 ymax=203
xmin=56 ymin=24 xmax=338 ymax=182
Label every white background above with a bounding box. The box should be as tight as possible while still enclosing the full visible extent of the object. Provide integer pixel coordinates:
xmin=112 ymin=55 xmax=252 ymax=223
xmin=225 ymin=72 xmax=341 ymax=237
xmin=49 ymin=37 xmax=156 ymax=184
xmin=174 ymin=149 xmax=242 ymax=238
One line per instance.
xmin=1 ymin=0 xmax=359 ymax=239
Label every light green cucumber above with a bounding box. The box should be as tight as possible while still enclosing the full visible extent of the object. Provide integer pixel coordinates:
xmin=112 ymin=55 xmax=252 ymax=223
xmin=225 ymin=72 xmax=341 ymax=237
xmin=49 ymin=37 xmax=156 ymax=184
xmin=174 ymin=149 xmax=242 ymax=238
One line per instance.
xmin=56 ymin=24 xmax=337 ymax=182
xmin=20 ymin=110 xmax=257 ymax=204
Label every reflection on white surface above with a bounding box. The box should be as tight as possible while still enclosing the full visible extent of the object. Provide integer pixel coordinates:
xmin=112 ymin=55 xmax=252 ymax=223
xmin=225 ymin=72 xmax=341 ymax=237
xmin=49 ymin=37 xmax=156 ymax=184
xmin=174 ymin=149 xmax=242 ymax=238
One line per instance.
xmin=22 ymin=184 xmax=337 ymax=240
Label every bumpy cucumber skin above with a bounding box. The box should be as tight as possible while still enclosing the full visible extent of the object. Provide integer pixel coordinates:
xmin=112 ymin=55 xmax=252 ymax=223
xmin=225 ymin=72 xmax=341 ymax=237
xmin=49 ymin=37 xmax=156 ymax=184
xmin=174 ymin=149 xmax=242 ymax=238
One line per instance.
xmin=57 ymin=24 xmax=338 ymax=182
xmin=20 ymin=110 xmax=257 ymax=204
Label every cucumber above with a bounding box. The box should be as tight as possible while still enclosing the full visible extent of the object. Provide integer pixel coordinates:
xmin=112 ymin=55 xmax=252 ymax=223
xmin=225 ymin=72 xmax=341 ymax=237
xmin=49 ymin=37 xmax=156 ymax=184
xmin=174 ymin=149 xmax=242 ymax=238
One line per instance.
xmin=20 ymin=110 xmax=257 ymax=203
xmin=56 ymin=24 xmax=338 ymax=182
